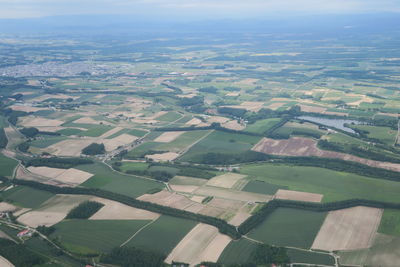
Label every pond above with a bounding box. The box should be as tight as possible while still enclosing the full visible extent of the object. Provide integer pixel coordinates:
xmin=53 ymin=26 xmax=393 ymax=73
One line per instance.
xmin=298 ymin=116 xmax=361 ymax=134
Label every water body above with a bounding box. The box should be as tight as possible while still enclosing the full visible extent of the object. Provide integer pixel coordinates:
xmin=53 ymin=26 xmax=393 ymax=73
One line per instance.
xmin=298 ymin=116 xmax=361 ymax=134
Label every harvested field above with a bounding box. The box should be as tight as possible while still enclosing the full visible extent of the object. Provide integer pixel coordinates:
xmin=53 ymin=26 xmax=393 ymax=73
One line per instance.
xmin=186 ymin=118 xmax=203 ymax=126
xmin=206 ymin=173 xmax=247 ymax=189
xmin=252 ymin=137 xmax=400 ymax=172
xmin=275 ymin=189 xmax=323 ymax=203
xmin=73 ymin=117 xmax=113 ymax=125
xmin=29 ymin=94 xmax=75 ymax=102
xmin=0 ymin=202 xmax=17 ymax=212
xmin=154 ymin=131 xmax=185 ymax=143
xmin=222 ymin=120 xmax=245 ymax=130
xmin=46 ymin=139 xmax=93 ymax=156
xmin=226 ymin=92 xmax=240 ymax=97
xmin=19 ymin=116 xmax=64 ymax=127
xmin=299 ymin=105 xmax=326 ymax=113
xmin=138 ymin=191 xmax=201 ymax=211
xmin=103 ymin=133 xmax=138 ymax=151
xmin=267 ymin=102 xmax=286 ymax=110
xmin=170 ymin=185 xmax=199 ymax=193
xmin=99 ymin=126 xmax=123 ymax=138
xmin=234 ymin=78 xmax=259 ymax=85
xmin=207 ymin=116 xmax=230 ymax=124
xmin=0 ymin=256 xmax=14 ymax=267
xmin=193 ymin=186 xmax=271 ymax=202
xmin=229 ymin=212 xmax=251 ymax=226
xmin=89 ymin=197 xmax=160 ymax=220
xmin=312 ymin=206 xmax=383 ymax=251
xmin=17 ymin=194 xmax=92 ymax=227
xmin=165 ymin=223 xmax=231 ymax=266
xmin=27 ymin=166 xmax=93 ymax=186
xmin=145 ymin=152 xmax=179 ymax=161
xmin=9 ymin=105 xmax=47 ymax=113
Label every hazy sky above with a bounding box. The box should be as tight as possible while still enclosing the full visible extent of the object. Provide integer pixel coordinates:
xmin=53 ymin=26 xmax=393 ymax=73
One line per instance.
xmin=0 ymin=0 xmax=399 ymax=19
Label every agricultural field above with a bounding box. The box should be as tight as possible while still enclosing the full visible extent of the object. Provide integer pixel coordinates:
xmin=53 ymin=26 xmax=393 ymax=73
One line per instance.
xmin=248 ymin=208 xmax=327 ymax=248
xmin=1 ymin=16 xmax=400 ymax=266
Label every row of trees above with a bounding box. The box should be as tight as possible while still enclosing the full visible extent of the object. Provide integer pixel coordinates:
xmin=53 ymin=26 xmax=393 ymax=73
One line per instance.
xmin=3 ymin=177 xmax=241 ymax=239
xmin=25 ymin=157 xmax=93 ymax=169
xmin=0 ymin=127 xmax=7 ymax=148
xmin=0 ymin=238 xmax=46 ymax=266
xmin=82 ymin=143 xmax=105 ymax=155
xmin=238 ymin=198 xmax=400 ymax=235
xmin=100 ymin=246 xmax=165 ymax=267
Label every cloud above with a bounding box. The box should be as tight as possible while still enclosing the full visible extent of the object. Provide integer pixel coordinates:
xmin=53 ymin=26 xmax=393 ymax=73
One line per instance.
xmin=0 ymin=0 xmax=399 ymax=19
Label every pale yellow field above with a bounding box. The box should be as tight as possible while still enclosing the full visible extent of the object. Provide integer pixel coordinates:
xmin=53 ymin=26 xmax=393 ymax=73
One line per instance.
xmin=186 ymin=118 xmax=202 ymax=126
xmin=193 ymin=186 xmax=271 ymax=202
xmin=17 ymin=194 xmax=92 ymax=227
xmin=275 ymin=189 xmax=323 ymax=203
xmin=267 ymin=102 xmax=286 ymax=110
xmin=27 ymin=166 xmax=93 ymax=186
xmin=222 ymin=120 xmax=245 ymax=130
xmin=9 ymin=105 xmax=47 ymax=113
xmin=19 ymin=116 xmax=64 ymax=127
xmin=89 ymin=197 xmax=160 ymax=220
xmin=0 ymin=256 xmax=14 ymax=267
xmin=165 ymin=223 xmax=231 ymax=266
xmin=103 ymin=133 xmax=138 ymax=151
xmin=73 ymin=117 xmax=113 ymax=125
xmin=145 ymin=152 xmax=179 ymax=161
xmin=206 ymin=173 xmax=247 ymax=189
xmin=170 ymin=185 xmax=200 ymax=193
xmin=0 ymin=202 xmax=17 ymax=212
xmin=154 ymin=131 xmax=185 ymax=142
xmin=46 ymin=139 xmax=93 ymax=156
xmin=312 ymin=206 xmax=383 ymax=251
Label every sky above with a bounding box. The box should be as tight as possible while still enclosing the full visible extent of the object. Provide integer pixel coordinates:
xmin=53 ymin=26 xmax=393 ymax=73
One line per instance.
xmin=0 ymin=0 xmax=399 ymax=19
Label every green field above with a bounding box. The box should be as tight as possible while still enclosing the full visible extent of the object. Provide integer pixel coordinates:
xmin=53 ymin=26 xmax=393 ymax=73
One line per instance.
xmin=180 ymin=130 xmax=261 ymax=160
xmin=51 ymin=220 xmax=150 ymax=254
xmin=242 ymin=180 xmax=288 ymax=195
xmin=1 ymin=186 xmax=54 ymax=208
xmin=106 ymin=128 xmax=148 ymax=139
xmin=125 ymin=215 xmax=197 ymax=255
xmin=245 ymin=118 xmax=281 ymax=134
xmin=120 ymin=162 xmax=149 ymax=172
xmin=248 ymin=208 xmax=327 ymax=248
xmin=79 ymin=125 xmax=113 ymax=137
xmin=378 ymin=209 xmax=400 ymax=236
xmin=29 ymin=136 xmax=67 ymax=148
xmin=0 ymin=153 xmax=18 ymax=177
xmin=218 ymin=238 xmax=258 ymax=264
xmin=240 ymin=163 xmax=400 ymax=203
xmin=156 ymin=111 xmax=182 ymax=122
xmin=352 ymin=125 xmax=397 ymax=145
xmin=155 ymin=130 xmax=211 ymax=152
xmin=78 ymin=162 xmax=164 ymax=197
xmin=57 ymin=128 xmax=83 ymax=136
xmin=127 ymin=141 xmax=163 ymax=158
xmin=287 ymin=249 xmax=335 ymax=266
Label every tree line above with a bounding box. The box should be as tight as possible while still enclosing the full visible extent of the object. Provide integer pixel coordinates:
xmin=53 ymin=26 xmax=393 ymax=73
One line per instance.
xmin=25 ymin=157 xmax=93 ymax=169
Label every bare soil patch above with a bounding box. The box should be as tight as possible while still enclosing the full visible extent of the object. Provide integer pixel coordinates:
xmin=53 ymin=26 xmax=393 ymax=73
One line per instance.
xmin=145 ymin=152 xmax=179 ymax=162
xmin=206 ymin=173 xmax=247 ymax=189
xmin=154 ymin=131 xmax=185 ymax=143
xmin=312 ymin=206 xmax=383 ymax=251
xmin=46 ymin=139 xmax=93 ymax=157
xmin=89 ymin=197 xmax=159 ymax=220
xmin=222 ymin=120 xmax=245 ymax=130
xmin=165 ymin=223 xmax=231 ymax=266
xmin=267 ymin=102 xmax=286 ymax=110
xmin=27 ymin=166 xmax=93 ymax=186
xmin=170 ymin=185 xmax=200 ymax=193
xmin=299 ymin=104 xmax=326 ymax=113
xmin=193 ymin=186 xmax=271 ymax=202
xmin=103 ymin=133 xmax=138 ymax=151
xmin=73 ymin=117 xmax=113 ymax=125
xmin=275 ymin=189 xmax=323 ymax=203
xmin=186 ymin=118 xmax=203 ymax=126
xmin=252 ymin=137 xmax=400 ymax=172
xmin=9 ymin=105 xmax=47 ymax=113
xmin=0 ymin=202 xmax=17 ymax=212
xmin=19 ymin=116 xmax=64 ymax=127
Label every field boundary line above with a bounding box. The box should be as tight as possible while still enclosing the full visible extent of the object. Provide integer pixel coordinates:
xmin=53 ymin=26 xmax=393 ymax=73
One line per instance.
xmin=176 ymin=129 xmax=214 ymax=159
xmin=120 ymin=219 xmax=157 ymax=247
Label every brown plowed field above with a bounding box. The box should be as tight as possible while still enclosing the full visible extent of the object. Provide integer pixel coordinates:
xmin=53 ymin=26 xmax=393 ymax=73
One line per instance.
xmin=252 ymin=137 xmax=400 ymax=172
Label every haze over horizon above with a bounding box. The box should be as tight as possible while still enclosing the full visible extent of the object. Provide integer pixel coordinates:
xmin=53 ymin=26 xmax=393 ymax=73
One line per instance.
xmin=1 ymin=0 xmax=400 ymax=20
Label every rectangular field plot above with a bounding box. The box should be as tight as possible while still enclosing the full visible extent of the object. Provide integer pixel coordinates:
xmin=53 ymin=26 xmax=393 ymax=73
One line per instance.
xmin=287 ymin=249 xmax=335 ymax=266
xmin=240 ymin=163 xmax=400 ymax=203
xmin=0 ymin=153 xmax=18 ymax=177
xmin=206 ymin=173 xmax=247 ymax=189
xmin=378 ymin=209 xmax=400 ymax=236
xmin=242 ymin=180 xmax=288 ymax=195
xmin=218 ymin=238 xmax=258 ymax=265
xmin=1 ymin=186 xmax=54 ymax=209
xmin=245 ymin=118 xmax=281 ymax=134
xmin=275 ymin=189 xmax=323 ymax=203
xmin=312 ymin=206 xmax=383 ymax=251
xmin=165 ymin=223 xmax=231 ymax=265
xmin=125 ymin=215 xmax=197 ymax=255
xmin=51 ymin=220 xmax=151 ymax=254
xmin=248 ymin=208 xmax=327 ymax=248
xmin=78 ymin=162 xmax=164 ymax=198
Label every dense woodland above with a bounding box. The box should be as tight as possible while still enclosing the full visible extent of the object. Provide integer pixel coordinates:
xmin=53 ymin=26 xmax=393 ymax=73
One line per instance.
xmin=66 ymin=201 xmax=104 ymax=219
